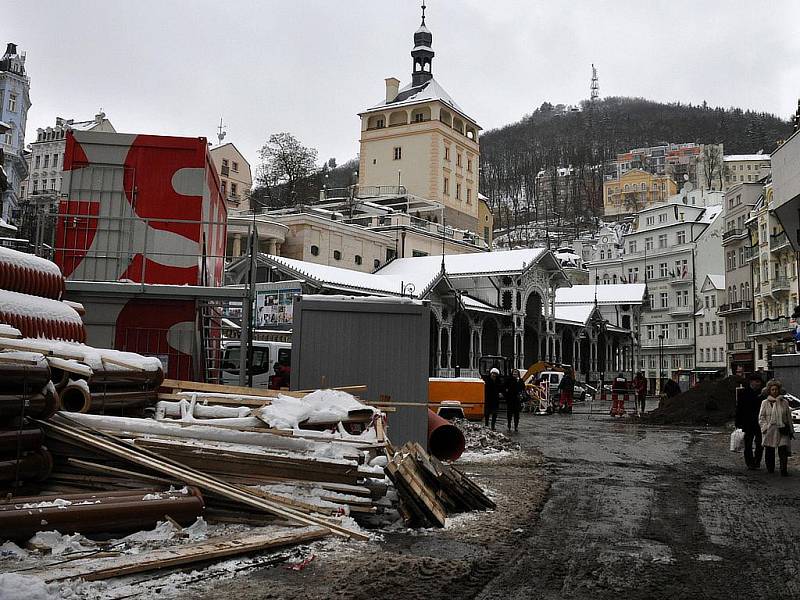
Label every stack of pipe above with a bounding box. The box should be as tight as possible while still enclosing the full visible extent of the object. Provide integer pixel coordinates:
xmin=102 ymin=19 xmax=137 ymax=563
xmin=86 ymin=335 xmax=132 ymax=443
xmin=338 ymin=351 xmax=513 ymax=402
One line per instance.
xmin=59 ymin=366 xmax=164 ymax=415
xmin=0 ymin=247 xmax=85 ymax=342
xmin=0 ymin=353 xmax=57 ymax=488
xmin=0 ymin=486 xmax=204 ymax=540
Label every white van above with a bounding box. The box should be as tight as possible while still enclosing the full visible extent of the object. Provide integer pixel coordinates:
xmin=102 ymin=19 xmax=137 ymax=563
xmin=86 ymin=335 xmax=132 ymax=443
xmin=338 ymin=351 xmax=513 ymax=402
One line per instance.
xmin=220 ymin=340 xmax=291 ymax=389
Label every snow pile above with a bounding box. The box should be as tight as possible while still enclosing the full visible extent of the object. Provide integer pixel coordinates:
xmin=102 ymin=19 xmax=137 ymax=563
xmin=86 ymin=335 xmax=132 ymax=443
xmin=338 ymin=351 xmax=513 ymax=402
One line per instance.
xmin=452 ymin=419 xmax=520 ymax=456
xmin=0 ymin=289 xmax=82 ymax=324
xmin=0 ymin=541 xmax=27 ymax=559
xmin=0 ymin=246 xmax=62 ymax=278
xmin=256 ymin=389 xmax=377 ymax=429
xmin=29 ymin=531 xmax=95 ymax=556
xmin=0 ymin=573 xmax=59 ymax=600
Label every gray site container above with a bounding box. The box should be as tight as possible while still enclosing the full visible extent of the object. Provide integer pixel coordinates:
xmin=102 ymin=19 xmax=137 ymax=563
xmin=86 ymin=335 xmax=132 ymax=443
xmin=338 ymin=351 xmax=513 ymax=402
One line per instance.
xmin=773 ymin=353 xmax=800 ymax=394
xmin=290 ymin=295 xmax=430 ymax=447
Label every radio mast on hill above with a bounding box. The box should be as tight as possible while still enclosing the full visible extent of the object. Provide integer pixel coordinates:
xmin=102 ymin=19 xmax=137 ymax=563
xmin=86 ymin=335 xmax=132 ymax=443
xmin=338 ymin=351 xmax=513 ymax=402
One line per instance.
xmin=590 ymin=64 xmax=600 ymax=102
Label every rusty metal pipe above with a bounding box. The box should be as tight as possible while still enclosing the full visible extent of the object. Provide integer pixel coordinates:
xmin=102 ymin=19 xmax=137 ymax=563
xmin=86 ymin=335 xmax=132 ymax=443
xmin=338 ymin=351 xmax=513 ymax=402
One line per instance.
xmin=0 ymin=358 xmax=52 ymax=394
xmin=0 ymin=447 xmax=53 ymax=483
xmin=0 ymin=389 xmax=59 ymax=421
xmin=0 ymin=487 xmax=204 ymax=540
xmin=60 ymin=385 xmax=156 ymax=413
xmin=0 ymin=488 xmax=161 ymax=507
xmin=427 ymin=409 xmax=466 ymax=462
xmin=0 ymin=427 xmax=44 ymax=454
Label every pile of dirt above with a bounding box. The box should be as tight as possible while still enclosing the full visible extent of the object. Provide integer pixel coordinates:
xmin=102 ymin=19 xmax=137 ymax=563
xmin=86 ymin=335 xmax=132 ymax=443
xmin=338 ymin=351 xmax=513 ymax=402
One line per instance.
xmin=452 ymin=418 xmax=521 ymax=454
xmin=645 ymin=376 xmax=744 ymax=426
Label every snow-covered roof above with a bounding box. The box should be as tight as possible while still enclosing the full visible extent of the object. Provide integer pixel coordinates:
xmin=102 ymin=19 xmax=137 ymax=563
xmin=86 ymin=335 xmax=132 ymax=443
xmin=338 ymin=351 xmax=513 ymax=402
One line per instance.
xmin=363 ymin=78 xmax=475 ymax=123
xmin=555 ymin=284 xmax=646 ymax=305
xmin=554 ymin=251 xmax=581 ymax=267
xmin=698 ymin=205 xmax=723 ymax=224
xmin=461 ymin=294 xmax=507 ymax=316
xmin=724 ymin=154 xmax=770 ymax=162
xmin=69 ymin=119 xmax=104 ymax=132
xmin=264 ymin=255 xmax=407 ymax=296
xmin=702 ymin=274 xmax=725 ymax=291
xmin=377 ymin=248 xmax=550 ymax=295
xmin=554 ymin=304 xmax=596 ymax=326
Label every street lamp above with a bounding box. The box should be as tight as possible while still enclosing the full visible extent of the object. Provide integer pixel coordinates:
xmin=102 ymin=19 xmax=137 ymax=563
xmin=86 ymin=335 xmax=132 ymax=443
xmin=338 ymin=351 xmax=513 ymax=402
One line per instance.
xmin=658 ymin=333 xmax=665 ymax=394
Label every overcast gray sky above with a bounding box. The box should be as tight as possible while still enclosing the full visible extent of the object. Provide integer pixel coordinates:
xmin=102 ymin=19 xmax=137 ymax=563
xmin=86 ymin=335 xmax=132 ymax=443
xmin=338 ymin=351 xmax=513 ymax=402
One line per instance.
xmin=7 ymin=0 xmax=800 ymax=171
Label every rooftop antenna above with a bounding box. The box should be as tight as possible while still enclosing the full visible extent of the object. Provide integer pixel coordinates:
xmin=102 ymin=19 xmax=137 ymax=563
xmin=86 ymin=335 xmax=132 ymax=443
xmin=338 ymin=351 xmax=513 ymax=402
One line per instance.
xmin=216 ymin=117 xmax=227 ymax=146
xmin=590 ymin=64 xmax=599 ymax=102
xmin=421 ymin=0 xmax=427 ymax=25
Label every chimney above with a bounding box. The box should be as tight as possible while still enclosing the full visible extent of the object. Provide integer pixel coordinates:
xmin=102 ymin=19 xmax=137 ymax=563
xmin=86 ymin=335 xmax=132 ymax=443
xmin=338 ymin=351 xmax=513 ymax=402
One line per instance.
xmin=385 ymin=77 xmax=400 ymax=103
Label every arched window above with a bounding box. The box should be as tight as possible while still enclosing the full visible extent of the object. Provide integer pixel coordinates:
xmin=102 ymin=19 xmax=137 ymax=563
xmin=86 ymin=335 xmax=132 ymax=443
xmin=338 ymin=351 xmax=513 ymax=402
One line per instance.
xmin=310 ymin=245 xmax=319 ymax=256
xmin=333 ymin=250 xmax=341 ymax=261
xmin=354 ymin=255 xmax=362 ymax=265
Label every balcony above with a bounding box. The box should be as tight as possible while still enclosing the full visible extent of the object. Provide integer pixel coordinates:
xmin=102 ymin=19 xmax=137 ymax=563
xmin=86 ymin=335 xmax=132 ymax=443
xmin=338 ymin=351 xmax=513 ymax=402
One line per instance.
xmin=770 ymin=231 xmax=790 ymax=253
xmin=670 ymin=274 xmax=692 ymax=286
xmin=745 ymin=244 xmax=759 ymax=263
xmin=727 ymin=340 xmax=753 ymax=351
xmin=668 ymin=305 xmax=694 ymax=316
xmin=722 ymin=228 xmax=748 ymax=245
xmin=769 ymin=278 xmax=792 ymax=294
xmin=717 ymin=300 xmax=752 ymax=316
xmin=747 ymin=316 xmax=793 ymax=337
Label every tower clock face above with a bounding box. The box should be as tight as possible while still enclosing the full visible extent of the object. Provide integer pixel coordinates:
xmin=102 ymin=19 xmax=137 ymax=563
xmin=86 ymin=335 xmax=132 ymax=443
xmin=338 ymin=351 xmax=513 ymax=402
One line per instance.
xmin=601 ymin=236 xmax=608 ymax=243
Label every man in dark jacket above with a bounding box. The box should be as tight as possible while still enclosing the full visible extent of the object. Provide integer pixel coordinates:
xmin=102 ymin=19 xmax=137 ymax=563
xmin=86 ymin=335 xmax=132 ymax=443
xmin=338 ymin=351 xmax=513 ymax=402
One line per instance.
xmin=662 ymin=374 xmax=681 ymax=399
xmin=557 ymin=369 xmax=575 ymax=413
xmin=633 ymin=372 xmax=648 ymax=416
xmin=736 ymin=373 xmax=764 ymax=469
xmin=484 ymin=368 xmax=501 ymax=430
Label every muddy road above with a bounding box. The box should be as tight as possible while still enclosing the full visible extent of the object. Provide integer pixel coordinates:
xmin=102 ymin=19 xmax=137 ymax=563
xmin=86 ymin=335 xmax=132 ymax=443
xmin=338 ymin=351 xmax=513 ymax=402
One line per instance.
xmin=199 ymin=409 xmax=800 ymax=600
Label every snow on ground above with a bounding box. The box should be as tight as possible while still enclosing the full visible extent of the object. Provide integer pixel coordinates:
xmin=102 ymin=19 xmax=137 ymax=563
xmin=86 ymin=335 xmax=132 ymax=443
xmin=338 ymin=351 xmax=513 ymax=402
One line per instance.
xmin=256 ymin=389 xmax=378 ymax=429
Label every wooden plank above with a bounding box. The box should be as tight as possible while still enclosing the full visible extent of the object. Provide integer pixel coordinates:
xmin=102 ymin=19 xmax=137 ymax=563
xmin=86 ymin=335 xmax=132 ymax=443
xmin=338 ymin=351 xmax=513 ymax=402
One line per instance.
xmin=161 ymin=379 xmax=306 ymax=399
xmin=0 ymin=338 xmax=85 ymax=359
xmin=65 ymin=458 xmax=177 ymax=486
xmin=46 ymin=527 xmax=328 ymax=582
xmin=37 ymin=416 xmax=368 ymax=540
xmin=295 ymin=385 xmax=367 ymax=395
xmin=99 ymin=355 xmax=147 ymax=372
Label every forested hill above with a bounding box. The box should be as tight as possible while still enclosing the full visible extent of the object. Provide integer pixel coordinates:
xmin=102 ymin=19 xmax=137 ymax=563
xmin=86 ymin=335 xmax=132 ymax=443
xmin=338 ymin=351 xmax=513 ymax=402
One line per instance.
xmin=480 ymin=96 xmax=792 ymax=158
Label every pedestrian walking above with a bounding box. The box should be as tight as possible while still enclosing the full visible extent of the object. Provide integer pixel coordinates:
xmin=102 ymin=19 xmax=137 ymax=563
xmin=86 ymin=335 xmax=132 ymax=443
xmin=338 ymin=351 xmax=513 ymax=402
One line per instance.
xmin=662 ymin=374 xmax=681 ymax=399
xmin=735 ymin=373 xmax=764 ymax=470
xmin=557 ymin=368 xmax=575 ymax=414
xmin=505 ymin=369 xmax=526 ymax=432
xmin=484 ymin=367 xmax=501 ymax=430
xmin=633 ymin=371 xmax=647 ymax=416
xmin=758 ymin=379 xmax=794 ymax=476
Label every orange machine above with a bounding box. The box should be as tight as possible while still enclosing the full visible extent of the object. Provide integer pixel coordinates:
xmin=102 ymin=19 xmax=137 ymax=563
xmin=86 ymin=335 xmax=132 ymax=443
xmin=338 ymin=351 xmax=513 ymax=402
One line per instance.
xmin=428 ymin=377 xmax=485 ymax=420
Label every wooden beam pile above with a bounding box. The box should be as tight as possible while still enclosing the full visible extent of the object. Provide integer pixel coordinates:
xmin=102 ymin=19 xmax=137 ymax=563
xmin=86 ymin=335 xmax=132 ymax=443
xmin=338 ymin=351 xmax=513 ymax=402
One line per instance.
xmin=385 ymin=442 xmax=495 ymax=528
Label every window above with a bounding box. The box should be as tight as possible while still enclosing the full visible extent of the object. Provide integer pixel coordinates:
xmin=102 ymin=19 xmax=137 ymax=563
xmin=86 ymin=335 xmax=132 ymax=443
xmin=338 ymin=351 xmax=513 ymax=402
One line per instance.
xmin=710 ymin=295 xmax=716 ymax=307
xmin=677 ymin=290 xmax=689 ymax=307
xmin=393 ymin=147 xmax=402 ymax=160
xmin=466 ymin=188 xmax=472 ymax=203
xmin=43 ymin=155 xmax=50 ymax=168
xmin=646 ymin=325 xmax=655 ymax=340
xmin=645 ymin=237 xmax=654 ymax=250
xmin=354 ymin=255 xmax=362 ymax=265
xmin=230 ymin=183 xmax=238 ymax=197
xmin=677 ymin=230 xmax=686 ymax=244
xmin=467 ymin=159 xmax=472 ymax=172
xmin=376 ymin=118 xmax=384 ymax=128
xmin=444 ymin=147 xmax=450 ymax=161
xmin=677 ymin=323 xmax=689 ymax=339
xmin=646 ymin=216 xmax=655 ymax=226
xmin=310 ymin=245 xmax=319 ymax=256
xmin=34 ymin=155 xmax=40 ymax=169
xmin=660 ymin=292 xmax=669 ymax=308
xmin=658 ymin=234 xmax=667 ymax=248
xmin=414 ymin=113 xmax=424 ymax=123
xmin=711 ymin=321 xmax=717 ymax=335
xmin=220 ymin=181 xmax=226 ymax=195
xmin=674 ymin=259 xmax=687 ymax=278
xmin=222 ymin=159 xmax=229 ymax=167
xmin=648 ymin=293 xmax=655 ymax=309
xmin=456 ymin=154 xmax=462 ymax=167
xmin=7 ymin=93 xmax=16 ymax=112
xmin=659 ymin=213 xmax=667 ymax=223
xmin=646 ymin=264 xmax=654 ymax=280
xmin=456 ymin=182 xmax=461 ymax=200
xmin=333 ymin=250 xmax=341 ymax=260
xmin=699 ymin=323 xmax=704 ymax=336
xmin=412 ymin=250 xmax=429 ymax=257
xmin=33 ymin=180 xmax=38 ymax=193
xmin=374 ymin=259 xmax=381 ymax=269
xmin=232 ymin=162 xmax=239 ymax=172
xmin=719 ymin=320 xmax=724 ymax=334
xmin=659 ymin=263 xmax=668 ymax=278
xmin=443 ymin=177 xmax=449 ymax=195
xmin=660 ymin=324 xmax=669 ymax=339
xmin=627 ymin=267 xmax=639 ymax=282
xmin=629 ymin=241 xmax=637 ymax=253
xmin=712 ymin=348 xmax=717 ymax=362
xmin=53 ymin=153 xmax=58 ymax=167
xmin=50 ymin=179 xmax=56 ymax=191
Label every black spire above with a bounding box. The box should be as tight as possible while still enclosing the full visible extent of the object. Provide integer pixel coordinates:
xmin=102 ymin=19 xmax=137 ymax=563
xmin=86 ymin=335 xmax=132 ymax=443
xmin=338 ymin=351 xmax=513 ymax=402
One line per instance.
xmin=411 ymin=1 xmax=434 ymax=87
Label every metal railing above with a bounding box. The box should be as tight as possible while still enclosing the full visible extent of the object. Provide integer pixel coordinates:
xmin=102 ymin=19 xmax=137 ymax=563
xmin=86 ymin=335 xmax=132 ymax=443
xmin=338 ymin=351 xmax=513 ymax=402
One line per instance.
xmin=718 ymin=300 xmax=752 ymax=315
xmin=722 ymin=228 xmax=746 ymax=241
xmin=745 ymin=245 xmax=759 ymax=262
xmin=747 ymin=316 xmax=793 ymax=336
xmin=770 ymin=277 xmax=792 ymax=293
xmin=770 ymin=231 xmax=790 ymax=252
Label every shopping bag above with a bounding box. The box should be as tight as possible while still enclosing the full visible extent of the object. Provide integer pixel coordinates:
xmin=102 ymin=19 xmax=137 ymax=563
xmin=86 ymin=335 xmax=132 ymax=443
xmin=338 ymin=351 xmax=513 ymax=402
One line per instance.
xmin=729 ymin=428 xmax=744 ymax=452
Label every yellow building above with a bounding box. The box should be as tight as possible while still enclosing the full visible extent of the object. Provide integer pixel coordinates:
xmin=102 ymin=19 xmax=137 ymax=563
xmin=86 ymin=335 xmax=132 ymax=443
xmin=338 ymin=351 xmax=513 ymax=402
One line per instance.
xmin=478 ymin=193 xmax=494 ymax=247
xmin=603 ymin=169 xmax=678 ymax=217
xmin=357 ymin=7 xmax=481 ymax=235
xmin=210 ymin=143 xmax=252 ymax=211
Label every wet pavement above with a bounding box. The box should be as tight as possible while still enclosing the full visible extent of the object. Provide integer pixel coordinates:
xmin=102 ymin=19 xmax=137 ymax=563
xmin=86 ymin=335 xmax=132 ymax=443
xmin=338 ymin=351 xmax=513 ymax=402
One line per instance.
xmin=478 ymin=406 xmax=800 ymax=599
xmin=201 ymin=404 xmax=800 ymax=600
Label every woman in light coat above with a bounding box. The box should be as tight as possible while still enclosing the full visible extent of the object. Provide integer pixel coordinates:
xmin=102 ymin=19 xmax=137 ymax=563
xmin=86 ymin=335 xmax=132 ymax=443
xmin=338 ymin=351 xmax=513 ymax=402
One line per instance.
xmin=758 ymin=379 xmax=794 ymax=476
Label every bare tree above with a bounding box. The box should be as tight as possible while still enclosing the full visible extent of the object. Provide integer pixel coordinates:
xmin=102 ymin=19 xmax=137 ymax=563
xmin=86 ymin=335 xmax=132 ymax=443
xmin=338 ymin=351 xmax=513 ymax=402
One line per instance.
xmin=254 ymin=132 xmax=319 ymax=209
xmin=701 ymin=144 xmax=723 ymax=190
